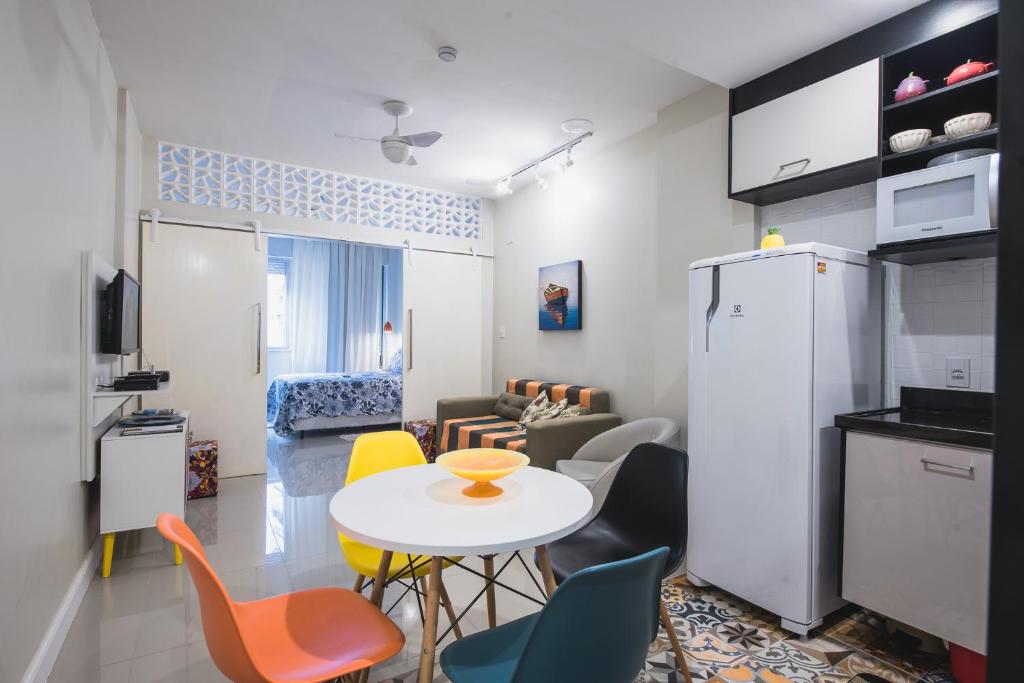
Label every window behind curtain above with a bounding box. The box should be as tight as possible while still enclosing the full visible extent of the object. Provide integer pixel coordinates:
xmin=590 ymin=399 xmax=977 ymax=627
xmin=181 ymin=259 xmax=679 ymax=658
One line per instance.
xmin=267 ymin=256 xmax=289 ymax=348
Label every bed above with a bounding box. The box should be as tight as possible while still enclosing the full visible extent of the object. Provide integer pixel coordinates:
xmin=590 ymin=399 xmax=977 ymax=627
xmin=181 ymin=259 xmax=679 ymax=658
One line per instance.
xmin=267 ymin=369 xmax=402 ymax=438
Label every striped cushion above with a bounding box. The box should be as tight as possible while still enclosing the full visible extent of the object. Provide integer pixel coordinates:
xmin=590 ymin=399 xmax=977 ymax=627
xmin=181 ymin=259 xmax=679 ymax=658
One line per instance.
xmin=439 ymin=415 xmax=528 ymax=455
xmin=505 ymin=378 xmax=599 ymax=410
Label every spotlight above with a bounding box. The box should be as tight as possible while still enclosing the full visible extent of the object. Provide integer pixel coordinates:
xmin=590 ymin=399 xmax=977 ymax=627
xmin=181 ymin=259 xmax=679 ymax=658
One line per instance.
xmin=535 ymin=170 xmax=549 ymax=190
xmin=495 ymin=177 xmax=514 ymax=196
xmin=559 ymin=148 xmax=575 ymax=173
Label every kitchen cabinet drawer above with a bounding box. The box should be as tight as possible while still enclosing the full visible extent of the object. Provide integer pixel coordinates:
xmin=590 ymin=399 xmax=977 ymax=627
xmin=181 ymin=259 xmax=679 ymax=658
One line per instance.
xmin=731 ymin=60 xmax=879 ymax=196
xmin=842 ymin=431 xmax=990 ymax=653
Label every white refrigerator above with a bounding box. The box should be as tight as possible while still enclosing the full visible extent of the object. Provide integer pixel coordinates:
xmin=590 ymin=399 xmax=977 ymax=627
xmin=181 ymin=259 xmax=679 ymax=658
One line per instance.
xmin=687 ymin=243 xmax=881 ymax=634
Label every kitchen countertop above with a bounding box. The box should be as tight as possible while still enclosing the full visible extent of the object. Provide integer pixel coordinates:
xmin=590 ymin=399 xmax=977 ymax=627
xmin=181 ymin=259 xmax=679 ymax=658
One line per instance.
xmin=835 ymin=387 xmax=993 ymax=450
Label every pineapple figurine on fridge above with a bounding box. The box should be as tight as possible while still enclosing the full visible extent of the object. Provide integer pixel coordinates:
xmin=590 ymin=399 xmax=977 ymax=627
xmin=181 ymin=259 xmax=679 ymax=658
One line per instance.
xmin=761 ymin=228 xmax=785 ymax=249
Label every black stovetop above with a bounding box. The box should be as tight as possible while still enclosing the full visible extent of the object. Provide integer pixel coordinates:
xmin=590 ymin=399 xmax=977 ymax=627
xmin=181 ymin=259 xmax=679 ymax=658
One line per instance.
xmin=835 ymin=387 xmax=993 ymax=449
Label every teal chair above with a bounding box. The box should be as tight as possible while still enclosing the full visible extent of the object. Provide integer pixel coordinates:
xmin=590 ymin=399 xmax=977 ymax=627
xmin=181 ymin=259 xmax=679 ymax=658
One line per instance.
xmin=439 ymin=547 xmax=669 ymax=683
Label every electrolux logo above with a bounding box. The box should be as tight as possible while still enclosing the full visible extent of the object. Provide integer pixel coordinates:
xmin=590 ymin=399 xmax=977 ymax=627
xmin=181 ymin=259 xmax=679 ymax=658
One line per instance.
xmin=730 ymin=304 xmax=744 ymax=318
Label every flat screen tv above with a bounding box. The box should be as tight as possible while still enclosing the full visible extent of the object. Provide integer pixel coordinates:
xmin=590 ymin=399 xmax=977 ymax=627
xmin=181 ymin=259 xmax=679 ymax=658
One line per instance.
xmin=100 ymin=269 xmax=141 ymax=355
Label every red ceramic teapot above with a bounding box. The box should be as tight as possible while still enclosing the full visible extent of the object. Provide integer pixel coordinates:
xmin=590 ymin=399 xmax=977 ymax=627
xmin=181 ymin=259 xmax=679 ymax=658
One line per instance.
xmin=945 ymin=59 xmax=995 ymax=85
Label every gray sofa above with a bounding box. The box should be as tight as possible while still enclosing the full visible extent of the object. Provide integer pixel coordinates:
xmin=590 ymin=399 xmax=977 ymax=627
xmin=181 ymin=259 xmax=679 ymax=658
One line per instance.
xmin=436 ymin=380 xmax=621 ymax=470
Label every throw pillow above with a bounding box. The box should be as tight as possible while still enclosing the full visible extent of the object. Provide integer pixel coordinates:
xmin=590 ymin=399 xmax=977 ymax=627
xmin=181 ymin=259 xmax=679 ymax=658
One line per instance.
xmin=517 ymin=393 xmax=550 ymax=429
xmin=558 ymin=404 xmax=591 ymax=419
xmin=520 ymin=395 xmax=569 ymax=429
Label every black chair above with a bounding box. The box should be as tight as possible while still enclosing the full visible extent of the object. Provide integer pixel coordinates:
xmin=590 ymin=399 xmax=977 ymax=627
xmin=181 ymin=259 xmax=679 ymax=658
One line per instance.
xmin=541 ymin=442 xmax=692 ymax=683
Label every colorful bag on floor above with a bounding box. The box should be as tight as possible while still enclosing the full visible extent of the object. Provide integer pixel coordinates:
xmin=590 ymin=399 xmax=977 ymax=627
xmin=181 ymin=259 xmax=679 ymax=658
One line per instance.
xmin=187 ymin=439 xmax=219 ymax=499
xmin=404 ymin=419 xmax=437 ymax=462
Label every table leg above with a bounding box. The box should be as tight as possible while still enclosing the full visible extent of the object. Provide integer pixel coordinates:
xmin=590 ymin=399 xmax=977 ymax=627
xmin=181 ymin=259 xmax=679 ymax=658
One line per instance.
xmin=483 ymin=555 xmax=497 ymax=628
xmin=417 ymin=556 xmax=443 ymax=683
xmin=535 ymin=545 xmax=557 ymax=598
xmin=368 ymin=551 xmax=392 ymax=608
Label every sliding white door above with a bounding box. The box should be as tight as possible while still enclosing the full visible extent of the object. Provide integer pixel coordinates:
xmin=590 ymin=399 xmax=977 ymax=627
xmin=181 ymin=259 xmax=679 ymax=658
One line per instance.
xmin=402 ymin=250 xmax=485 ymax=423
xmin=142 ymin=224 xmax=268 ymax=477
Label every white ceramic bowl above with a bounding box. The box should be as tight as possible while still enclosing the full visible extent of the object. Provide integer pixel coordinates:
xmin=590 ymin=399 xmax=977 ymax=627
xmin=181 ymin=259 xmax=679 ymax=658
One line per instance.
xmin=944 ymin=113 xmax=992 ymax=139
xmin=889 ymin=129 xmax=932 ymax=153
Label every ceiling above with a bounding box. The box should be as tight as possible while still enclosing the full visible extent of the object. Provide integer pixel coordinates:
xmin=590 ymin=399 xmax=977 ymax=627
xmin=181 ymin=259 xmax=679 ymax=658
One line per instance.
xmin=89 ymin=0 xmax=926 ymax=196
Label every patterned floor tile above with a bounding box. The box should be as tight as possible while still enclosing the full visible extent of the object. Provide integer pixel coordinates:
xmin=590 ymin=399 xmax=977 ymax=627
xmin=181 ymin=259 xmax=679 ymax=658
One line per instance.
xmin=666 ymin=596 xmax=737 ymax=633
xmin=829 ymin=653 xmax=920 ymax=683
xmin=708 ymin=663 xmax=800 ymax=682
xmin=680 ymin=631 xmax=751 ymax=677
xmin=787 ymin=634 xmax=856 ymax=667
xmin=712 ymin=620 xmax=778 ymax=655
xmin=751 ymin=641 xmax=832 ymax=683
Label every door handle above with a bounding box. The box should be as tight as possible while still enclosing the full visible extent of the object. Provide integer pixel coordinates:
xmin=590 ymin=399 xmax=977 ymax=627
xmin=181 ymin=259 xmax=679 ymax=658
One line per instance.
xmin=406 ymin=308 xmax=413 ymax=371
xmin=705 ymin=265 xmax=720 ymax=352
xmin=255 ymin=303 xmax=262 ymax=374
xmin=920 ymin=457 xmax=973 ymax=473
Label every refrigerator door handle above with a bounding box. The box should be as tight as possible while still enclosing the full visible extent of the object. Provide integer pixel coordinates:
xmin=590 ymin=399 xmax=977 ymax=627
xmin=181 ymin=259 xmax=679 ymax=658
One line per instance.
xmin=705 ymin=265 xmax=720 ymax=352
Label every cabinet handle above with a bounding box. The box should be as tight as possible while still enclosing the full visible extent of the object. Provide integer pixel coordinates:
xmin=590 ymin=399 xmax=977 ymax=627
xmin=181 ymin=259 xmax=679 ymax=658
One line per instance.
xmin=920 ymin=457 xmax=973 ymax=473
xmin=778 ymin=157 xmax=811 ymax=171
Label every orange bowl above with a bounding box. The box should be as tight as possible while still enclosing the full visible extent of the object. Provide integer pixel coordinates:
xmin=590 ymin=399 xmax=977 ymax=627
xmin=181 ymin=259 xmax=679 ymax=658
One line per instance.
xmin=435 ymin=449 xmax=530 ymax=498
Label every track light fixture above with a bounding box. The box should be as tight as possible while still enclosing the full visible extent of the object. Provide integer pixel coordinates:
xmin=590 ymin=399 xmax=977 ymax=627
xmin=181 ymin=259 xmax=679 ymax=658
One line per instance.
xmin=487 ymin=128 xmax=593 ymax=197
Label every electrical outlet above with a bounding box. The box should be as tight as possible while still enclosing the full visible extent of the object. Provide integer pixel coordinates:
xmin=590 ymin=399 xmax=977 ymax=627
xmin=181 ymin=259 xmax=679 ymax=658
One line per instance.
xmin=946 ymin=357 xmax=971 ymax=388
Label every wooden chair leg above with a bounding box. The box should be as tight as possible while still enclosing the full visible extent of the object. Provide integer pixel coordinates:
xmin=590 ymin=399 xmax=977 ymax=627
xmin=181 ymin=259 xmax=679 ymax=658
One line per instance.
xmin=438 ymin=576 xmax=464 ymax=639
xmin=483 ymin=555 xmax=497 ymax=628
xmin=660 ymin=596 xmax=693 ymax=683
xmin=353 ymin=574 xmax=365 ymax=593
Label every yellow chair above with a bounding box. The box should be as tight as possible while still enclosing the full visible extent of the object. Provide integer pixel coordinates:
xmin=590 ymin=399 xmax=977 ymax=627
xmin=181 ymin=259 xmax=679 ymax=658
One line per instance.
xmin=338 ymin=431 xmax=464 ymax=637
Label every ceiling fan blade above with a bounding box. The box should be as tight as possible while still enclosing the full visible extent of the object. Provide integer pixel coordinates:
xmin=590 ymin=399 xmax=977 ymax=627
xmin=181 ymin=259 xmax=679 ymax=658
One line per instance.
xmin=334 ymin=133 xmax=381 ymax=143
xmin=401 ymin=131 xmax=442 ymax=147
xmin=405 ymin=155 xmax=419 ymax=166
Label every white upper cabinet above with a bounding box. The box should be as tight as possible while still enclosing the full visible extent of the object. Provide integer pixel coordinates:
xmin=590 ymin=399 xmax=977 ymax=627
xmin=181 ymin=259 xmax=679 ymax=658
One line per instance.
xmin=731 ymin=60 xmax=879 ymax=195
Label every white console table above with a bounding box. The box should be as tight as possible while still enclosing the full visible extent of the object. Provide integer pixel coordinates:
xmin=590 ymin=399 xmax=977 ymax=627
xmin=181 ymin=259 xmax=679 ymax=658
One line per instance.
xmin=100 ymin=411 xmax=190 ymax=578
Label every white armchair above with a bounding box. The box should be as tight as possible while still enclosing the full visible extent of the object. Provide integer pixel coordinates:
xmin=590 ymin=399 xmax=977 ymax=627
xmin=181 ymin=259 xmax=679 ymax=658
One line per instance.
xmin=555 ymin=417 xmax=681 ymax=510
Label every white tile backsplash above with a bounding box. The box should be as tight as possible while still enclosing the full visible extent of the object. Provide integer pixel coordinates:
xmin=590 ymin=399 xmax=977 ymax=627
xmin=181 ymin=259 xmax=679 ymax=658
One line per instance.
xmin=754 ymin=184 xmax=996 ymax=406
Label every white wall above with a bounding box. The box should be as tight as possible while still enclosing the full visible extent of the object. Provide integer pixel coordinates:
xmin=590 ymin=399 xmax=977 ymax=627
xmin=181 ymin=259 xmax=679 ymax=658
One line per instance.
xmin=491 ymin=85 xmax=753 ymax=430
xmin=0 ymin=1 xmax=137 ymax=679
xmin=757 ymin=185 xmax=996 ymax=404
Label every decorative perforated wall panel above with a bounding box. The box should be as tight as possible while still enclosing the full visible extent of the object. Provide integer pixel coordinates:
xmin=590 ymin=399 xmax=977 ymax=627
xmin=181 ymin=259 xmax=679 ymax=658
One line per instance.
xmin=158 ymin=142 xmax=482 ymax=239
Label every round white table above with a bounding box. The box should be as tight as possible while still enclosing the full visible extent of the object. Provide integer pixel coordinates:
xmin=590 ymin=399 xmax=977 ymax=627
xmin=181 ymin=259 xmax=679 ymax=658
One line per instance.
xmin=329 ymin=464 xmax=592 ymax=683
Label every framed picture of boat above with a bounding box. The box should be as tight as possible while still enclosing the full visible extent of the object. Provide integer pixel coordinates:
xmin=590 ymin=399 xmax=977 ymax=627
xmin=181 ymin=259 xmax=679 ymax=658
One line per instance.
xmin=538 ymin=260 xmax=582 ymax=331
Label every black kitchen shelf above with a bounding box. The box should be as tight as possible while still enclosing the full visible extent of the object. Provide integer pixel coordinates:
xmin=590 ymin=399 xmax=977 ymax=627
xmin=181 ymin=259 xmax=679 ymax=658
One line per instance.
xmin=879 ymin=12 xmax=998 ymax=177
xmin=883 ymin=70 xmax=998 ymax=111
xmin=869 ymin=231 xmax=997 ymax=265
xmin=881 ymin=127 xmax=997 ymax=176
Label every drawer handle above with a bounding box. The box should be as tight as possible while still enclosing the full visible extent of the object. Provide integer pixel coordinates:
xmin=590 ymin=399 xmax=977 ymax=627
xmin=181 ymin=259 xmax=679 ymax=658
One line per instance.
xmin=920 ymin=457 xmax=974 ymax=473
xmin=778 ymin=157 xmax=811 ymax=172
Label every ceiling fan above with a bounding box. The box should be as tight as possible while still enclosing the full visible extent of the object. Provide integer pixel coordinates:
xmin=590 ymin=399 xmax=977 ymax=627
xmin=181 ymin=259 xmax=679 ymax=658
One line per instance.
xmin=334 ymin=100 xmax=442 ymax=166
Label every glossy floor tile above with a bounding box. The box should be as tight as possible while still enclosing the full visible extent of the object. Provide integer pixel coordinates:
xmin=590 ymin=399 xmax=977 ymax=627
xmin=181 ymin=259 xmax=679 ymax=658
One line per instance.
xmin=50 ymin=428 xmax=955 ymax=682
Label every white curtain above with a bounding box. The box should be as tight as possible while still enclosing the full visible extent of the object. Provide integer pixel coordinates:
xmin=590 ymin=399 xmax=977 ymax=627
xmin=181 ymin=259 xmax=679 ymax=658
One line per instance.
xmin=287 ymin=238 xmax=331 ymax=373
xmin=340 ymin=246 xmax=387 ymax=372
xmin=286 ymin=237 xmax=401 ymax=374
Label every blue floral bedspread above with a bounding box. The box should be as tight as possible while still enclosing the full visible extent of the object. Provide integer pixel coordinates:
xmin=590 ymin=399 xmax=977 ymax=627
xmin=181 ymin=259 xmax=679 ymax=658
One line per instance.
xmin=267 ymin=371 xmax=402 ymax=437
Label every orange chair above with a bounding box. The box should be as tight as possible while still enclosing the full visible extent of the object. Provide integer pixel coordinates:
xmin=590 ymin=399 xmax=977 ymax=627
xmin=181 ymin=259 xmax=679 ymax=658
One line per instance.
xmin=157 ymin=514 xmax=405 ymax=683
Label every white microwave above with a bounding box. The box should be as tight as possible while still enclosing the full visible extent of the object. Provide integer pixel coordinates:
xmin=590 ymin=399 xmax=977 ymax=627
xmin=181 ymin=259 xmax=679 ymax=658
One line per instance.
xmin=876 ymin=153 xmax=998 ymax=246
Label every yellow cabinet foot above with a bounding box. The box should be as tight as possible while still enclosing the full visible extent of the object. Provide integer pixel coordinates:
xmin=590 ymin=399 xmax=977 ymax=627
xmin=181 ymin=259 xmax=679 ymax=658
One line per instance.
xmin=101 ymin=533 xmax=116 ymax=578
